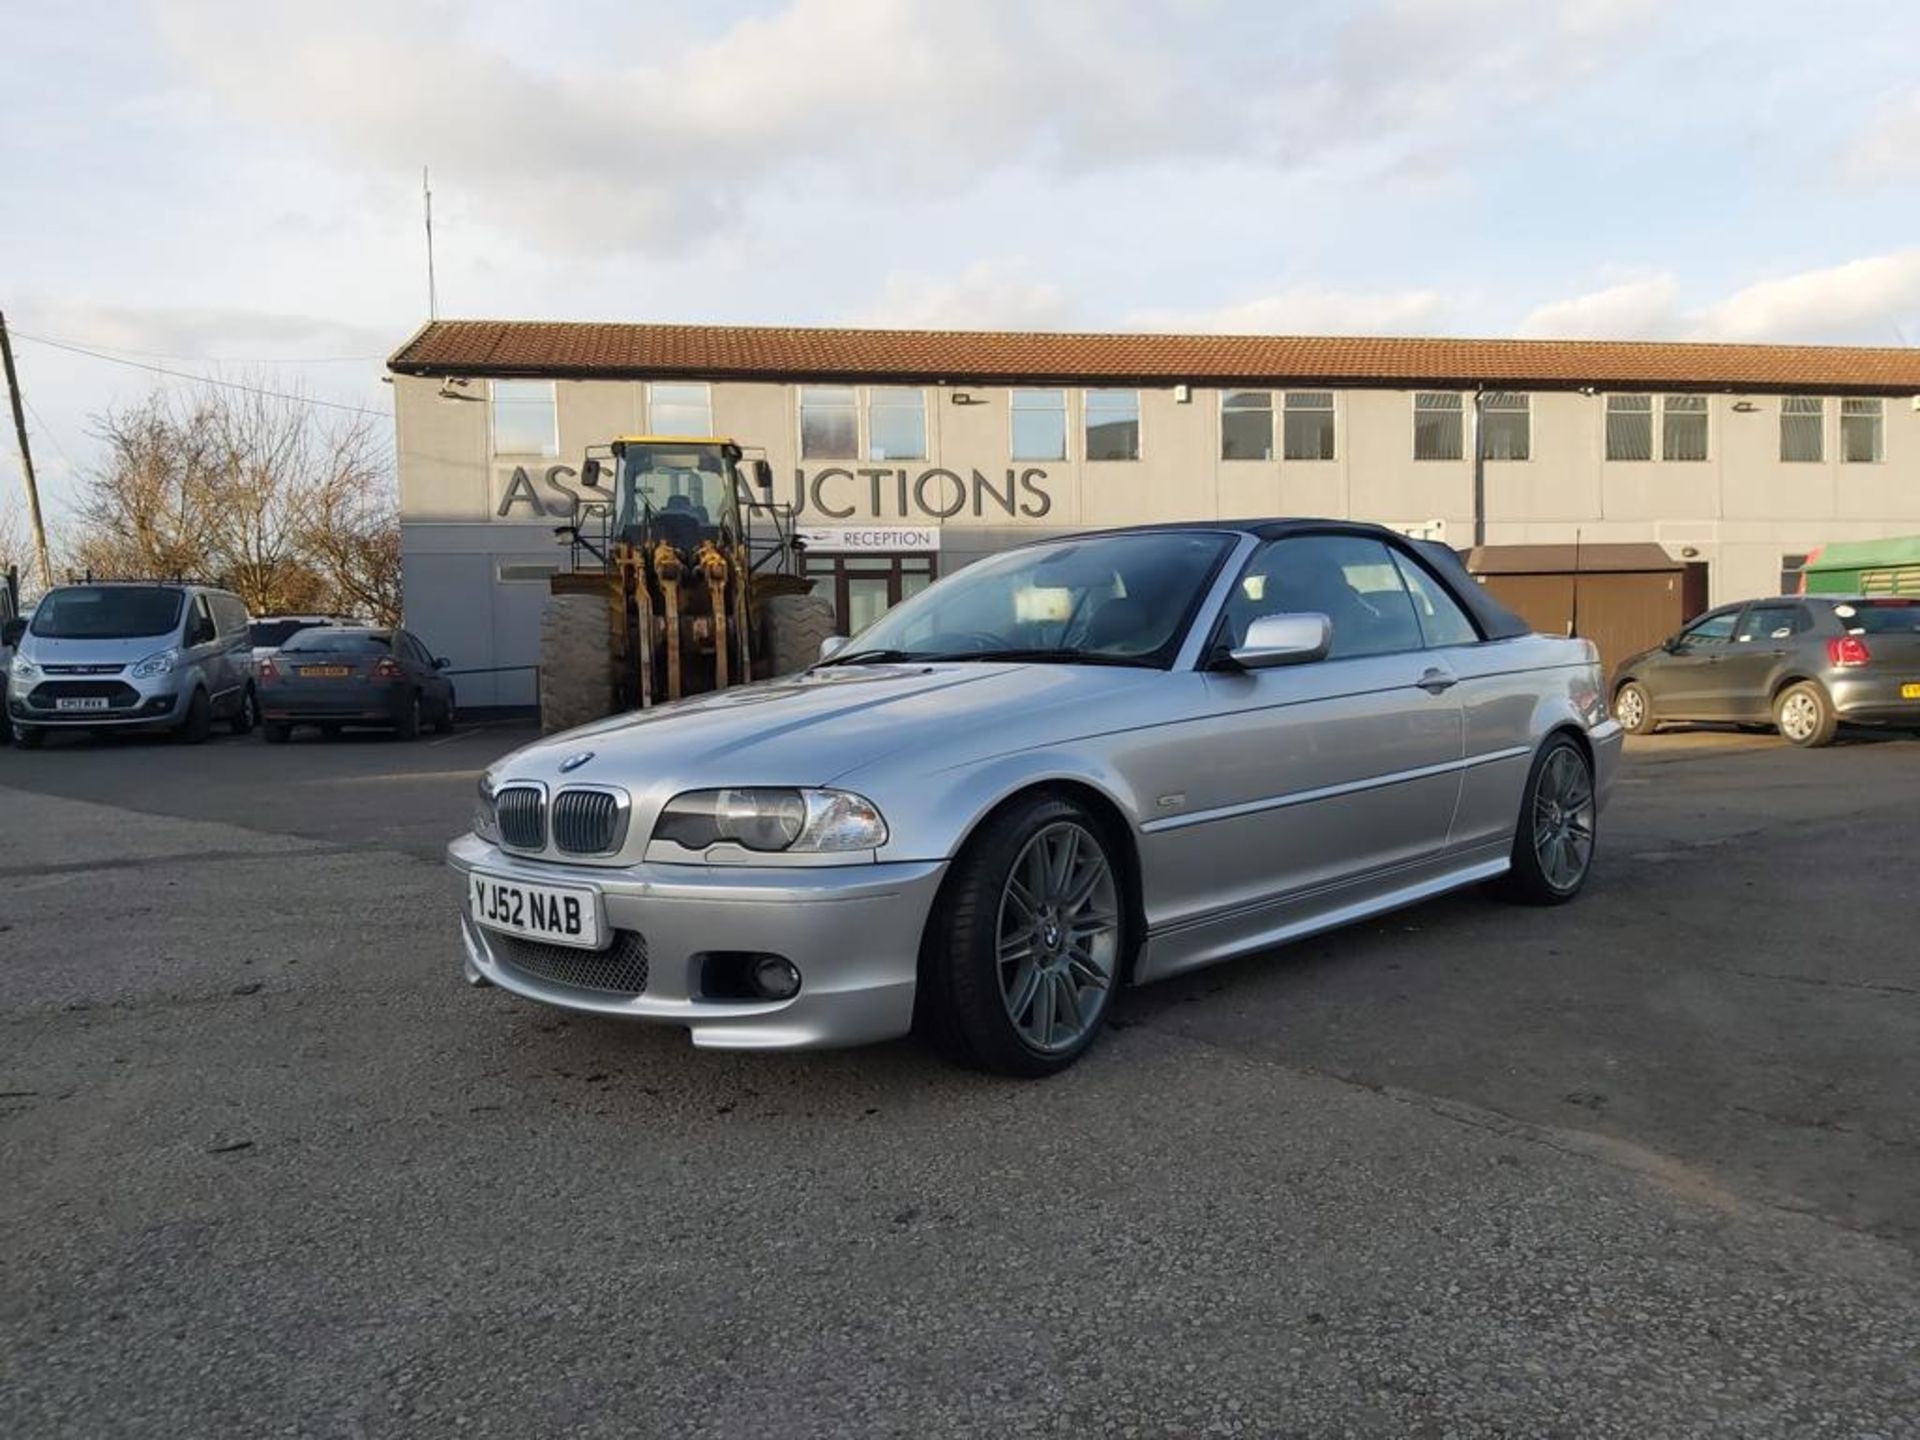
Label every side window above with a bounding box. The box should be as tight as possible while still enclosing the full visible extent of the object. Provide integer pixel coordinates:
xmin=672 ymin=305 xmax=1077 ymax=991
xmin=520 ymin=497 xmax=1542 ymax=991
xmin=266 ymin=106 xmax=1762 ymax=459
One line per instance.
xmin=188 ymin=596 xmax=217 ymax=645
xmin=1390 ymin=551 xmax=1481 ymax=648
xmin=1224 ymin=535 xmax=1424 ymax=660
xmin=1734 ymin=605 xmax=1807 ymax=642
xmin=1681 ymin=611 xmax=1738 ymax=645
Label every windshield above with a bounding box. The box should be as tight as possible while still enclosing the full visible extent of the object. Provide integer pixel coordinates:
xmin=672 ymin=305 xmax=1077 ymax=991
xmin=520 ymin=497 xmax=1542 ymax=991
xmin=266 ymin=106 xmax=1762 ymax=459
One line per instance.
xmin=30 ymin=586 xmax=184 ymax=640
xmin=250 ymin=620 xmax=324 ymax=649
xmin=616 ymin=443 xmax=732 ymax=532
xmin=828 ymin=531 xmax=1235 ymax=668
xmin=282 ymin=630 xmax=391 ymax=653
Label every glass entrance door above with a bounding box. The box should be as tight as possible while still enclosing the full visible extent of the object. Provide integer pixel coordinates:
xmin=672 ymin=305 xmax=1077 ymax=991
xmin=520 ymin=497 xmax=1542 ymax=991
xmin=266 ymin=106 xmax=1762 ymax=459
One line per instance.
xmin=802 ymin=553 xmax=936 ymax=636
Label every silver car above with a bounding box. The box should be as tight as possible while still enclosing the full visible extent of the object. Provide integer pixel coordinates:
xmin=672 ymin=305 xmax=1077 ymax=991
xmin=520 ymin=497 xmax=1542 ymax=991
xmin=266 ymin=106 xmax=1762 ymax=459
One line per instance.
xmin=449 ymin=521 xmax=1621 ymax=1075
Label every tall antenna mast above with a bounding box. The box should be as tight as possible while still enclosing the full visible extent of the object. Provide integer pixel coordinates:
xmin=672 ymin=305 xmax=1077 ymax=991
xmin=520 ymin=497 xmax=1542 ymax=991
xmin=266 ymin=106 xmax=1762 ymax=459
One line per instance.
xmin=423 ymin=166 xmax=438 ymax=320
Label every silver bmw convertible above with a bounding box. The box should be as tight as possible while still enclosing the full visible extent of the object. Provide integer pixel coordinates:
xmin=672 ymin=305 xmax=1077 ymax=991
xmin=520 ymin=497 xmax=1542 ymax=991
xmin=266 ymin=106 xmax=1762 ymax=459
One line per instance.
xmin=449 ymin=520 xmax=1621 ymax=1076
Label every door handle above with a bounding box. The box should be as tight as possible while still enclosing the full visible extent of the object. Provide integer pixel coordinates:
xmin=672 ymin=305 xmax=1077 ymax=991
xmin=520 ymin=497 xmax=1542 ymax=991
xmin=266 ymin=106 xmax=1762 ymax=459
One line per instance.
xmin=1416 ymin=668 xmax=1458 ymax=695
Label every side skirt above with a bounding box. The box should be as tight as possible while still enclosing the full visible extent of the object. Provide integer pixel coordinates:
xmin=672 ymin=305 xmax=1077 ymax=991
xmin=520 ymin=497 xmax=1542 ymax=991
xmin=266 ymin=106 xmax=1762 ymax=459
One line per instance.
xmin=1133 ymin=841 xmax=1511 ymax=985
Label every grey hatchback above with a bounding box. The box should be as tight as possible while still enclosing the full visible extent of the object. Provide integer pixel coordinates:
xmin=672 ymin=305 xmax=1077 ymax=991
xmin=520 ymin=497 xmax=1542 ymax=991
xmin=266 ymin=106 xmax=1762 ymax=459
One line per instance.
xmin=258 ymin=626 xmax=455 ymax=742
xmin=1612 ymin=595 xmax=1920 ymax=746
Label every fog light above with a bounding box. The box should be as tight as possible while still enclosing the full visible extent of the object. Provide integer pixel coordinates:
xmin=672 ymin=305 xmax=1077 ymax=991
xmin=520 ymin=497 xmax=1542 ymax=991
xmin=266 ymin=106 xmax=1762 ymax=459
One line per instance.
xmin=751 ymin=956 xmax=801 ymax=1000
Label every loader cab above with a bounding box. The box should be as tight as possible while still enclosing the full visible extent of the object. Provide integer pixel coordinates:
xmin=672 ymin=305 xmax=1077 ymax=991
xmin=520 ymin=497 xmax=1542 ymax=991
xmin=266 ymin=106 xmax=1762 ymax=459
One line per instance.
xmin=604 ymin=437 xmax=745 ymax=552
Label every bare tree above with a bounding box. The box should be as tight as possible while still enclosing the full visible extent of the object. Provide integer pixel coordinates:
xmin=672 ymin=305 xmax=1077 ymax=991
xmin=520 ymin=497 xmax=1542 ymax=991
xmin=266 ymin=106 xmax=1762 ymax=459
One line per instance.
xmin=65 ymin=384 xmax=400 ymax=621
xmin=0 ymin=495 xmax=28 ymax=583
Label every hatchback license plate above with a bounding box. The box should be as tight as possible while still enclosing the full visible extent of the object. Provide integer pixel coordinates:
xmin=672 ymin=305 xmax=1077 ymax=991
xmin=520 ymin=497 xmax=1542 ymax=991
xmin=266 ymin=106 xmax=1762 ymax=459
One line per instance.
xmin=469 ymin=873 xmax=601 ymax=949
xmin=54 ymin=696 xmax=110 ymax=712
xmin=1903 ymin=683 xmax=1920 ymax=700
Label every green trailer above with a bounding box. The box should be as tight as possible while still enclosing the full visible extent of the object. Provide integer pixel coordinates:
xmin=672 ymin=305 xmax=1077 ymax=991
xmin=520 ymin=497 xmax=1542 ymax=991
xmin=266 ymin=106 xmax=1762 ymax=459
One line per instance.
xmin=1800 ymin=536 xmax=1920 ymax=597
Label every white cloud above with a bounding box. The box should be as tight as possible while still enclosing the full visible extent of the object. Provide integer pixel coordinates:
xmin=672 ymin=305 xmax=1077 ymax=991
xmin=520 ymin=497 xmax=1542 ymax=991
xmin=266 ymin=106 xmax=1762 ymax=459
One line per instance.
xmin=146 ymin=0 xmax=1659 ymax=259
xmin=1696 ymin=251 xmax=1920 ymax=343
xmin=17 ymin=302 xmax=394 ymax=361
xmin=1519 ymin=251 xmax=1920 ymax=344
xmin=1517 ymin=275 xmax=1682 ymax=338
xmin=1846 ymin=92 xmax=1920 ymax=182
xmin=853 ymin=260 xmax=1076 ymax=331
xmin=1130 ymin=286 xmax=1454 ymax=336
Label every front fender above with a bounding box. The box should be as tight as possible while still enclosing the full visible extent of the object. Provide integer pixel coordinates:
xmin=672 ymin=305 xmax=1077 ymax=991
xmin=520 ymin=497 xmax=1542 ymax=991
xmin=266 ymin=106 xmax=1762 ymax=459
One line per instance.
xmin=870 ymin=748 xmax=1147 ymax=864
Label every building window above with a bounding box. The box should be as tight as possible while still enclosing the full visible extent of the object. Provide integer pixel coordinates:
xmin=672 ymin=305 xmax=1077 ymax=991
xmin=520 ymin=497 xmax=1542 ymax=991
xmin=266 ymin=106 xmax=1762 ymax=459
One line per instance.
xmin=1413 ymin=392 xmax=1463 ymax=461
xmin=1779 ymin=552 xmax=1809 ymax=594
xmin=1841 ymin=398 xmax=1883 ymax=462
xmin=1606 ymin=394 xmax=1653 ymax=461
xmin=1221 ymin=390 xmax=1272 ymax=461
xmin=1085 ymin=389 xmax=1140 ymax=461
xmin=867 ymin=387 xmax=926 ymax=461
xmin=1663 ymin=394 xmax=1709 ymax=461
xmin=1480 ymin=392 xmax=1531 ymax=461
xmin=491 ymin=379 xmax=557 ymax=457
xmin=1283 ymin=391 xmax=1336 ymax=461
xmin=649 ymin=382 xmax=711 ymax=437
xmin=1780 ymin=396 xmax=1824 ymax=463
xmin=1011 ymin=388 xmax=1067 ymax=461
xmin=800 ymin=385 xmax=858 ymax=460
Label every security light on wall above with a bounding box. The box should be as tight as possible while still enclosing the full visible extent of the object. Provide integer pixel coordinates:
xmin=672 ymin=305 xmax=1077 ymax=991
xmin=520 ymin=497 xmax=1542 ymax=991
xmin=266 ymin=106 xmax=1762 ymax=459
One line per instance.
xmin=437 ymin=375 xmax=485 ymax=402
xmin=950 ymin=391 xmax=985 ymax=405
xmin=1730 ymin=400 xmax=1759 ymax=413
xmin=1174 ymin=384 xmax=1192 ymax=403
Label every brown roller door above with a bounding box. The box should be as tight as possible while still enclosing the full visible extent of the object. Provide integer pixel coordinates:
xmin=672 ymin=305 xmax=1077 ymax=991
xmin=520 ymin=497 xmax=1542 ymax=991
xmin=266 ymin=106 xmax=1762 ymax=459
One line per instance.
xmin=1466 ymin=544 xmax=1708 ymax=677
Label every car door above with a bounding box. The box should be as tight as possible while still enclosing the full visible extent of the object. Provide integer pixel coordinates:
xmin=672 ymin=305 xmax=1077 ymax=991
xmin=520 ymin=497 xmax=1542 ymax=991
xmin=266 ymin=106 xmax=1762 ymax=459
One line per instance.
xmin=1141 ymin=534 xmax=1465 ymax=975
xmin=1652 ymin=607 xmax=1741 ymax=719
xmin=400 ymin=630 xmax=445 ymax=708
xmin=183 ymin=595 xmax=225 ymax=701
xmin=1722 ymin=603 xmax=1810 ymax=721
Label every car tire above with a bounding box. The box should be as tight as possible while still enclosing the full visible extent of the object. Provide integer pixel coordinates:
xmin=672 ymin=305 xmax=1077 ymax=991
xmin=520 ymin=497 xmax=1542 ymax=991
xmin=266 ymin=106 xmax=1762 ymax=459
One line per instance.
xmin=1613 ymin=680 xmax=1656 ymax=735
xmin=1774 ymin=681 xmax=1838 ymax=748
xmin=395 ymin=693 xmax=422 ymax=740
xmin=263 ymin=721 xmax=291 ymax=745
xmin=228 ymin=686 xmax=258 ymax=737
xmin=918 ymin=793 xmax=1133 ymax=1078
xmin=13 ymin=723 xmax=44 ymax=750
xmin=178 ymin=688 xmax=213 ymax=745
xmin=1504 ymin=734 xmax=1597 ymax=907
xmin=433 ymin=691 xmax=456 ymax=736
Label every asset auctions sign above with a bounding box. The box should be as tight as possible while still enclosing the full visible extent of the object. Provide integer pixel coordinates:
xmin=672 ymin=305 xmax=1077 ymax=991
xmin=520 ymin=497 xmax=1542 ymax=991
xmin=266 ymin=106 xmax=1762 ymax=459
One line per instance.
xmin=797 ymin=526 xmax=942 ymax=553
xmin=490 ymin=463 xmax=1055 ymax=522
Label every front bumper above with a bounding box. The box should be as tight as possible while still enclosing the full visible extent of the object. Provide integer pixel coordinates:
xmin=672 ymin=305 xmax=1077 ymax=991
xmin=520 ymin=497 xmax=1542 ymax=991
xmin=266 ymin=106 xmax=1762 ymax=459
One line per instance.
xmin=446 ymin=833 xmax=947 ymax=1050
xmin=8 ymin=673 xmax=188 ymax=729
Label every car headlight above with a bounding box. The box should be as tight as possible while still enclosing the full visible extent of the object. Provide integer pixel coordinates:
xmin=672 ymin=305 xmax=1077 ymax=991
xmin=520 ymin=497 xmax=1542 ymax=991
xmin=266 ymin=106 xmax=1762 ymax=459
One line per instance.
xmin=7 ymin=652 xmax=34 ymax=682
xmin=654 ymin=788 xmax=888 ymax=853
xmin=129 ymin=649 xmax=179 ymax=679
xmin=472 ymin=775 xmax=502 ymax=844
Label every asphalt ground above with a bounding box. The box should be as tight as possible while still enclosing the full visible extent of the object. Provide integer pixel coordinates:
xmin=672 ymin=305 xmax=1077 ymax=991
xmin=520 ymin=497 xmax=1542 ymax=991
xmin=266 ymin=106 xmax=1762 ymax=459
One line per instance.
xmin=1 ymin=721 xmax=1916 ymax=1438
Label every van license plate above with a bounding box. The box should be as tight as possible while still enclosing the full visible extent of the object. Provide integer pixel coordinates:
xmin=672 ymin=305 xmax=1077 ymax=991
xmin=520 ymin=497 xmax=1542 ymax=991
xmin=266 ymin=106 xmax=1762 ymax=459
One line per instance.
xmin=55 ymin=697 xmax=110 ymax=712
xmin=468 ymin=873 xmax=601 ymax=949
xmin=1902 ymin=683 xmax=1920 ymax=700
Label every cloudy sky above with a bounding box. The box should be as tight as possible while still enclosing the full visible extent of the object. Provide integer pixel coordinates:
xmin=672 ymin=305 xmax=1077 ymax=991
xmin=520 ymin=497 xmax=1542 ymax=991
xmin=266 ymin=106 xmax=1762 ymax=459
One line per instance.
xmin=4 ymin=0 xmax=1919 ymax=516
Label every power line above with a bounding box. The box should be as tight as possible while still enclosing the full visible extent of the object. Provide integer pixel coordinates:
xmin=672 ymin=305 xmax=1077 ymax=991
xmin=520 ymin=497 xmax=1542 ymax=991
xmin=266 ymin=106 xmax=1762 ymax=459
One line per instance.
xmin=19 ymin=392 xmax=81 ymax=477
xmin=7 ymin=326 xmax=384 ymax=365
xmin=8 ymin=331 xmax=392 ymax=418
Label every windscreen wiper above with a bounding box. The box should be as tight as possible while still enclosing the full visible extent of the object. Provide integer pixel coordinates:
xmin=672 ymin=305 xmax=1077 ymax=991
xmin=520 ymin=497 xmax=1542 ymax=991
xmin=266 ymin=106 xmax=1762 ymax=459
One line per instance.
xmin=933 ymin=648 xmax=1153 ymax=667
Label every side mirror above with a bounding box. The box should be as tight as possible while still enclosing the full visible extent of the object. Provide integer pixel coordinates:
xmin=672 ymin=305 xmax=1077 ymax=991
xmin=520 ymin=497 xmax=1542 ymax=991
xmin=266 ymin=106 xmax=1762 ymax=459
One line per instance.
xmin=1661 ymin=636 xmax=1680 ymax=653
xmin=434 ymin=657 xmax=451 ymax=670
xmin=818 ymin=635 xmax=849 ymax=662
xmin=1228 ymin=612 xmax=1331 ymax=670
xmin=580 ymin=457 xmax=604 ymax=490
xmin=1 ymin=617 xmax=23 ymax=649
xmin=752 ymin=459 xmax=775 ymax=493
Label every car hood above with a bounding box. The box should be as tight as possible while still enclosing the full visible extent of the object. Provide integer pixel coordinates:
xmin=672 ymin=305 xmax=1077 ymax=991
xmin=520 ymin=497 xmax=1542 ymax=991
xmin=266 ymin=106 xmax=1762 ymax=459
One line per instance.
xmin=494 ymin=662 xmax=1152 ymax=789
xmin=18 ymin=633 xmax=180 ymax=668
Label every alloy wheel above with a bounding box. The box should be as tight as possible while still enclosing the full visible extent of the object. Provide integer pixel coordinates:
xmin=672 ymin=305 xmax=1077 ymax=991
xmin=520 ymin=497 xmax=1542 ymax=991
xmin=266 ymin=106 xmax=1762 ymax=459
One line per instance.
xmin=1615 ymin=685 xmax=1645 ymax=731
xmin=995 ymin=822 xmax=1120 ymax=1053
xmin=1532 ymin=745 xmax=1596 ymax=892
xmin=1780 ymin=691 xmax=1818 ymax=743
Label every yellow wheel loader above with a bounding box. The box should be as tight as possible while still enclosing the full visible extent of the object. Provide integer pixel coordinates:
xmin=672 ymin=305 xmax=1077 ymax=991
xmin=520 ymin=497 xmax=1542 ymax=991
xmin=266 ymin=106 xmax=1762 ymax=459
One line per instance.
xmin=537 ymin=437 xmax=837 ymax=733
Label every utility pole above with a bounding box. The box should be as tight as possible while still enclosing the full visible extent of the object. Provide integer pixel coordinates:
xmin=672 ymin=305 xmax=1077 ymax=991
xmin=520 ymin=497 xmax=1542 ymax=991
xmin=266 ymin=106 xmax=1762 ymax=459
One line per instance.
xmin=0 ymin=311 xmax=54 ymax=590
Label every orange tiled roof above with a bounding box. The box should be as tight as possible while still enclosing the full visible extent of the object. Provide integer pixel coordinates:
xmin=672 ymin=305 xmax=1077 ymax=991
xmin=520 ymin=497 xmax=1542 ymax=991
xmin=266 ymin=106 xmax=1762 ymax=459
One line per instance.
xmin=388 ymin=319 xmax=1920 ymax=393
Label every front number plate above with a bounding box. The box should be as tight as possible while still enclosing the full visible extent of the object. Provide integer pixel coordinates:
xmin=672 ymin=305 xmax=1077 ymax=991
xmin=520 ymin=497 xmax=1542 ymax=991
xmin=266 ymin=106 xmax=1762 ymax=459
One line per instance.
xmin=55 ymin=696 xmax=110 ymax=712
xmin=1902 ymin=683 xmax=1920 ymax=700
xmin=468 ymin=873 xmax=601 ymax=949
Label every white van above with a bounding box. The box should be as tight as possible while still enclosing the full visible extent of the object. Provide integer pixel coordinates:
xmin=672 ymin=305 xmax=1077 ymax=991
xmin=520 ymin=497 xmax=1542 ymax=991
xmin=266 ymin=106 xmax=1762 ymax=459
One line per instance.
xmin=7 ymin=581 xmax=256 ymax=748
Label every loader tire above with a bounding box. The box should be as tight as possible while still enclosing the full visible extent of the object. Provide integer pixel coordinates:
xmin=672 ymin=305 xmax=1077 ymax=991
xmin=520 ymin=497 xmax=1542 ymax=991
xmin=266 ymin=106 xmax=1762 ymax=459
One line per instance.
xmin=539 ymin=592 xmax=615 ymax=734
xmin=762 ymin=594 xmax=840 ymax=678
